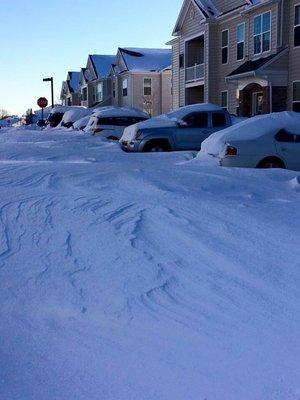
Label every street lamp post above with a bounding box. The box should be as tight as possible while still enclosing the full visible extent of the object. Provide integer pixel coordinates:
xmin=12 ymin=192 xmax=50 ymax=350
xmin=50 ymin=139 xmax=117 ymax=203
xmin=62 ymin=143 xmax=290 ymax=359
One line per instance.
xmin=43 ymin=77 xmax=54 ymax=108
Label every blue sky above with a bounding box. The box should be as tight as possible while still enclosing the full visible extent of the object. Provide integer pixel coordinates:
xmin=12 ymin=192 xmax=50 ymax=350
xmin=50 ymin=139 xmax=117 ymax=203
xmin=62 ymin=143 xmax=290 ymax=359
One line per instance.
xmin=0 ymin=0 xmax=183 ymax=115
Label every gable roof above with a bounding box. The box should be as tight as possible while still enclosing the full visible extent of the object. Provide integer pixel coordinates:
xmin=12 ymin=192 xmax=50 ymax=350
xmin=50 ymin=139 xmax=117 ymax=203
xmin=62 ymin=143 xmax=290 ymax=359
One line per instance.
xmin=67 ymin=71 xmax=80 ymax=93
xmin=118 ymin=48 xmax=172 ymax=73
xmin=172 ymin=0 xmax=265 ymax=34
xmin=226 ymin=49 xmax=288 ymax=79
xmin=89 ymin=55 xmax=116 ymax=79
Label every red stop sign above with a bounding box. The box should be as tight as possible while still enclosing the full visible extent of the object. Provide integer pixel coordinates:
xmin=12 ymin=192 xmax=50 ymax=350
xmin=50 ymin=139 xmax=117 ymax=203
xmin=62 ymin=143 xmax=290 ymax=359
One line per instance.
xmin=37 ymin=97 xmax=48 ymax=108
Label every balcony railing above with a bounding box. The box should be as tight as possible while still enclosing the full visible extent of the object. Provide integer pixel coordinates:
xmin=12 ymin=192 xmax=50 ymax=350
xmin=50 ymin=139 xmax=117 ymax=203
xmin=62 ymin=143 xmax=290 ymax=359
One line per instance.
xmin=186 ymin=64 xmax=204 ymax=83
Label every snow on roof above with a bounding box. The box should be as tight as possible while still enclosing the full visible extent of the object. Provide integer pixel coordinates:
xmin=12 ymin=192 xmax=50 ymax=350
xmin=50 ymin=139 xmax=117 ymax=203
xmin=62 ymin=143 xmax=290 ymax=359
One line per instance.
xmin=51 ymin=106 xmax=86 ymax=114
xmin=90 ymin=55 xmax=116 ymax=79
xmin=200 ymin=111 xmax=300 ymax=155
xmin=167 ymin=103 xmax=223 ymax=119
xmin=92 ymin=106 xmax=149 ymax=119
xmin=68 ymin=72 xmax=80 ymax=92
xmin=194 ymin=0 xmax=220 ymax=17
xmin=119 ymin=48 xmax=172 ymax=72
xmin=61 ymin=108 xmax=92 ymax=124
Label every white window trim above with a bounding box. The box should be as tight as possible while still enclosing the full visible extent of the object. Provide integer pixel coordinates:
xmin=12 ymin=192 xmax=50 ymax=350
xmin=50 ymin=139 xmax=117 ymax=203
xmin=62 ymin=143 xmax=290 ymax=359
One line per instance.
xmin=253 ymin=11 xmax=272 ymax=56
xmin=221 ymin=29 xmax=229 ymax=65
xmin=221 ymin=90 xmax=228 ymax=110
xmin=294 ymin=4 xmax=300 ymax=48
xmin=292 ymin=80 xmax=300 ymax=109
xmin=143 ymin=77 xmax=152 ymax=96
xmin=236 ymin=22 xmax=246 ymax=61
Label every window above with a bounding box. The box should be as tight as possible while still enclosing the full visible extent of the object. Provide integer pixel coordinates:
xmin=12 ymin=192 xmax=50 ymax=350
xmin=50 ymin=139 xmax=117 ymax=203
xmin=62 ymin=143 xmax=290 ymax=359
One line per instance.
xmin=81 ymin=87 xmax=87 ymax=101
xmin=183 ymin=112 xmax=208 ymax=128
xmin=237 ymin=23 xmax=245 ymax=60
xmin=294 ymin=5 xmax=300 ymax=47
xmin=122 ymin=79 xmax=128 ymax=97
xmin=221 ymin=91 xmax=228 ymax=110
xmin=221 ymin=30 xmax=229 ymax=64
xmin=98 ymin=116 xmax=148 ymax=127
xmin=275 ymin=129 xmax=300 ymax=142
xmin=212 ymin=112 xmax=227 ymax=128
xmin=254 ymin=11 xmax=271 ymax=54
xmin=113 ymin=81 xmax=116 ymax=98
xmin=179 ymin=54 xmax=184 ymax=69
xmin=94 ymin=82 xmax=103 ymax=103
xmin=143 ymin=78 xmax=152 ymax=96
xmin=293 ymin=81 xmax=300 ymax=112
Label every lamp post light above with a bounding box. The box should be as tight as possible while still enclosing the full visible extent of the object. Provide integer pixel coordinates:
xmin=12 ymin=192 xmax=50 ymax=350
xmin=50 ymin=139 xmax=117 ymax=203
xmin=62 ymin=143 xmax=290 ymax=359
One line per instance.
xmin=43 ymin=77 xmax=54 ymax=108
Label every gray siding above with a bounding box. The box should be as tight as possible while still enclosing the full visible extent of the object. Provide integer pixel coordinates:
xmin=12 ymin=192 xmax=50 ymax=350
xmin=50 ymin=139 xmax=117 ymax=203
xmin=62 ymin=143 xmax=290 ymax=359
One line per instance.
xmin=288 ymin=0 xmax=300 ymax=109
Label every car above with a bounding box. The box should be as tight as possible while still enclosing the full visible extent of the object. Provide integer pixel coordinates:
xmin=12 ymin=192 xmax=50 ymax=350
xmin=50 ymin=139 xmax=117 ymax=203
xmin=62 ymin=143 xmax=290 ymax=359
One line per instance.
xmin=85 ymin=107 xmax=150 ymax=140
xmin=59 ymin=108 xmax=92 ymax=129
xmin=199 ymin=111 xmax=300 ymax=170
xmin=72 ymin=115 xmax=91 ymax=131
xmin=47 ymin=106 xmax=86 ymax=128
xmin=119 ymin=103 xmax=242 ymax=152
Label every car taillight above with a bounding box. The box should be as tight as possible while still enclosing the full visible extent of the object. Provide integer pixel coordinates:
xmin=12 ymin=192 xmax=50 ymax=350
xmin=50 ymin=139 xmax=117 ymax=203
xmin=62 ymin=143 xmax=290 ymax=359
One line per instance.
xmin=225 ymin=145 xmax=238 ymax=156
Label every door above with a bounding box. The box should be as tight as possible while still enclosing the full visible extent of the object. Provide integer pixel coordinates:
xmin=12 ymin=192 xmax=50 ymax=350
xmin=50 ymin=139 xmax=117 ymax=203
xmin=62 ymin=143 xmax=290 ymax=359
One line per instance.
xmin=252 ymin=92 xmax=264 ymax=116
xmin=275 ymin=129 xmax=300 ymax=170
xmin=174 ymin=112 xmax=210 ymax=150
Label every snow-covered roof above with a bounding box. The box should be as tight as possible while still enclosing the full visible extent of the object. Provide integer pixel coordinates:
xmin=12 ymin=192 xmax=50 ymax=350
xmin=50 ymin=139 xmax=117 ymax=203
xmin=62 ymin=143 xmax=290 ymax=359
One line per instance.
xmin=89 ymin=55 xmax=116 ymax=79
xmin=118 ymin=48 xmax=172 ymax=72
xmin=68 ymin=71 xmax=80 ymax=93
xmin=60 ymin=108 xmax=92 ymax=124
xmin=167 ymin=103 xmax=223 ymax=119
xmin=51 ymin=106 xmax=86 ymax=114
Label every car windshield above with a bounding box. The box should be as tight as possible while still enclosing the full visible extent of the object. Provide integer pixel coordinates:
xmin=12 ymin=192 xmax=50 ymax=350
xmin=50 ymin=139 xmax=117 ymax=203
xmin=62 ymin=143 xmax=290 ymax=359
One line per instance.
xmin=97 ymin=116 xmax=147 ymax=126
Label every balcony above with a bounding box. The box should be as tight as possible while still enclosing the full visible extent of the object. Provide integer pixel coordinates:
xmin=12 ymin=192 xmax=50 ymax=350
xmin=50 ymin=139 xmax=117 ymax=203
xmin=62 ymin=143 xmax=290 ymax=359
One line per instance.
xmin=186 ymin=64 xmax=204 ymax=83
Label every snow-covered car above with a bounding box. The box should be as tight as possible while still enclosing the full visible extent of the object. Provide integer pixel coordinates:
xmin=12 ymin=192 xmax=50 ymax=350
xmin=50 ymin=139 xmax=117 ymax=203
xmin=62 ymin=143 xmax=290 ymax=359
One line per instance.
xmin=59 ymin=108 xmax=92 ymax=129
xmin=72 ymin=115 xmax=91 ymax=131
xmin=86 ymin=107 xmax=150 ymax=140
xmin=47 ymin=106 xmax=86 ymax=128
xmin=119 ymin=103 xmax=242 ymax=152
xmin=199 ymin=111 xmax=300 ymax=170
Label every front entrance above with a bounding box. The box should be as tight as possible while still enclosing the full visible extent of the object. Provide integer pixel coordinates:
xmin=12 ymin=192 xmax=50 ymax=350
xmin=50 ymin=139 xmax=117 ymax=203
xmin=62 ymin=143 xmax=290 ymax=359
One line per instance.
xmin=252 ymin=92 xmax=264 ymax=116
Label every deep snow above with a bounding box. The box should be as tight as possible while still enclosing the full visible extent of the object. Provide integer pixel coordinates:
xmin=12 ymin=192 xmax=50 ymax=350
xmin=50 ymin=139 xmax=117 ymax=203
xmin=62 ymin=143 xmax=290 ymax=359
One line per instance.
xmin=0 ymin=127 xmax=300 ymax=400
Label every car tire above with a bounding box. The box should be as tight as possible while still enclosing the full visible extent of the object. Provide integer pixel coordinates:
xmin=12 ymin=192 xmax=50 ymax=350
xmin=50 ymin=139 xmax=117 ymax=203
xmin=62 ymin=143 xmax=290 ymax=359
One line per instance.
xmin=256 ymin=157 xmax=286 ymax=169
xmin=143 ymin=140 xmax=171 ymax=153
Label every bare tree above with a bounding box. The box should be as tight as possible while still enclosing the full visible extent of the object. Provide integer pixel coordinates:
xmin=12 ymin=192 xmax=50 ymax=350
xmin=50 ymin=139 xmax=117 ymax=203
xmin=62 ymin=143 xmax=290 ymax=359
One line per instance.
xmin=0 ymin=109 xmax=9 ymax=119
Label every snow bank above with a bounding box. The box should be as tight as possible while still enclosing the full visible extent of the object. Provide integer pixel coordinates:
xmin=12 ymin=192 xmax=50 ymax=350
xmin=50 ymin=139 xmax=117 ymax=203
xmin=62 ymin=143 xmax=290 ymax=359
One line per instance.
xmin=1 ymin=127 xmax=300 ymax=399
xmin=200 ymin=111 xmax=300 ymax=157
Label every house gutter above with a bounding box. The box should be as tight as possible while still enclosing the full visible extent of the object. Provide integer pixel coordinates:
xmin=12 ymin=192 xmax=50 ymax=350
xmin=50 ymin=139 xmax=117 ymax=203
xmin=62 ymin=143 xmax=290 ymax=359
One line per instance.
xmin=241 ymin=0 xmax=280 ymax=16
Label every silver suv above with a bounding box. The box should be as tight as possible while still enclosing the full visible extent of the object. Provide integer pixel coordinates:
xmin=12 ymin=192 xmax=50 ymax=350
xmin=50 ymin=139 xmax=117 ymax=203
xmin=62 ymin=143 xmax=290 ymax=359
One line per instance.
xmin=120 ymin=104 xmax=234 ymax=152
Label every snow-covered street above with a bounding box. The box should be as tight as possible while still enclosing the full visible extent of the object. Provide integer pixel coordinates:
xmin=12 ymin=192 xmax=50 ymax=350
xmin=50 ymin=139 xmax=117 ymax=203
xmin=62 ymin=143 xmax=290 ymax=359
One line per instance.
xmin=0 ymin=127 xmax=300 ymax=400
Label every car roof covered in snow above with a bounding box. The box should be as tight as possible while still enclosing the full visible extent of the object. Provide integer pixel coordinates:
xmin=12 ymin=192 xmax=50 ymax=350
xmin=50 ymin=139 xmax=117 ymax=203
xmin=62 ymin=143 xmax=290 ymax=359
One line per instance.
xmin=51 ymin=106 xmax=86 ymax=114
xmin=61 ymin=108 xmax=92 ymax=124
xmin=167 ymin=103 xmax=224 ymax=119
xmin=92 ymin=107 xmax=149 ymax=119
xmin=119 ymin=48 xmax=172 ymax=72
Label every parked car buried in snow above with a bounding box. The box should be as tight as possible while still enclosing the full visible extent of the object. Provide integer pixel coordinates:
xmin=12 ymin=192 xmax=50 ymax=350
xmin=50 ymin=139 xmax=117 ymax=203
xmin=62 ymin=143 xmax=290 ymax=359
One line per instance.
xmin=119 ymin=103 xmax=242 ymax=152
xmin=199 ymin=111 xmax=300 ymax=170
xmin=59 ymin=108 xmax=92 ymax=129
xmin=47 ymin=106 xmax=87 ymax=128
xmin=85 ymin=107 xmax=150 ymax=140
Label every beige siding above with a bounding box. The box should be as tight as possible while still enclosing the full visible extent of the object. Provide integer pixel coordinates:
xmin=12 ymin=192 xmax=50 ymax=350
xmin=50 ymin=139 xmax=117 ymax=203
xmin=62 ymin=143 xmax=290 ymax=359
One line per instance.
xmin=172 ymin=40 xmax=180 ymax=109
xmin=161 ymin=70 xmax=172 ymax=114
xmin=288 ymin=0 xmax=300 ymax=109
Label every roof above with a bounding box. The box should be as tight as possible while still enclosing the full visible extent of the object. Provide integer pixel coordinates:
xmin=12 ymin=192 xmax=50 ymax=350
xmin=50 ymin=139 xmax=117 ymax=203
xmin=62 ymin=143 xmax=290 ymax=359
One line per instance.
xmin=89 ymin=55 xmax=116 ymax=79
xmin=68 ymin=71 xmax=80 ymax=93
xmin=92 ymin=106 xmax=149 ymax=119
xmin=227 ymin=50 xmax=287 ymax=78
xmin=118 ymin=48 xmax=172 ymax=72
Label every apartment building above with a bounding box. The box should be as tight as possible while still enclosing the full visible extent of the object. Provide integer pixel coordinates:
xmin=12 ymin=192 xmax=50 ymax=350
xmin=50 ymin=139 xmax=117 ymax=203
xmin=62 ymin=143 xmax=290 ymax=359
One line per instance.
xmin=110 ymin=48 xmax=172 ymax=116
xmin=169 ymin=0 xmax=300 ymax=116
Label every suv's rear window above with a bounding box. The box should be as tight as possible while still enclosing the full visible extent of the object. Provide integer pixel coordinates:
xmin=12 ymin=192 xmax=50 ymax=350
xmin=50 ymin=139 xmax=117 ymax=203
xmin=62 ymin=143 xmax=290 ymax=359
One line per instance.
xmin=98 ymin=116 xmax=147 ymax=126
xmin=212 ymin=112 xmax=227 ymax=128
